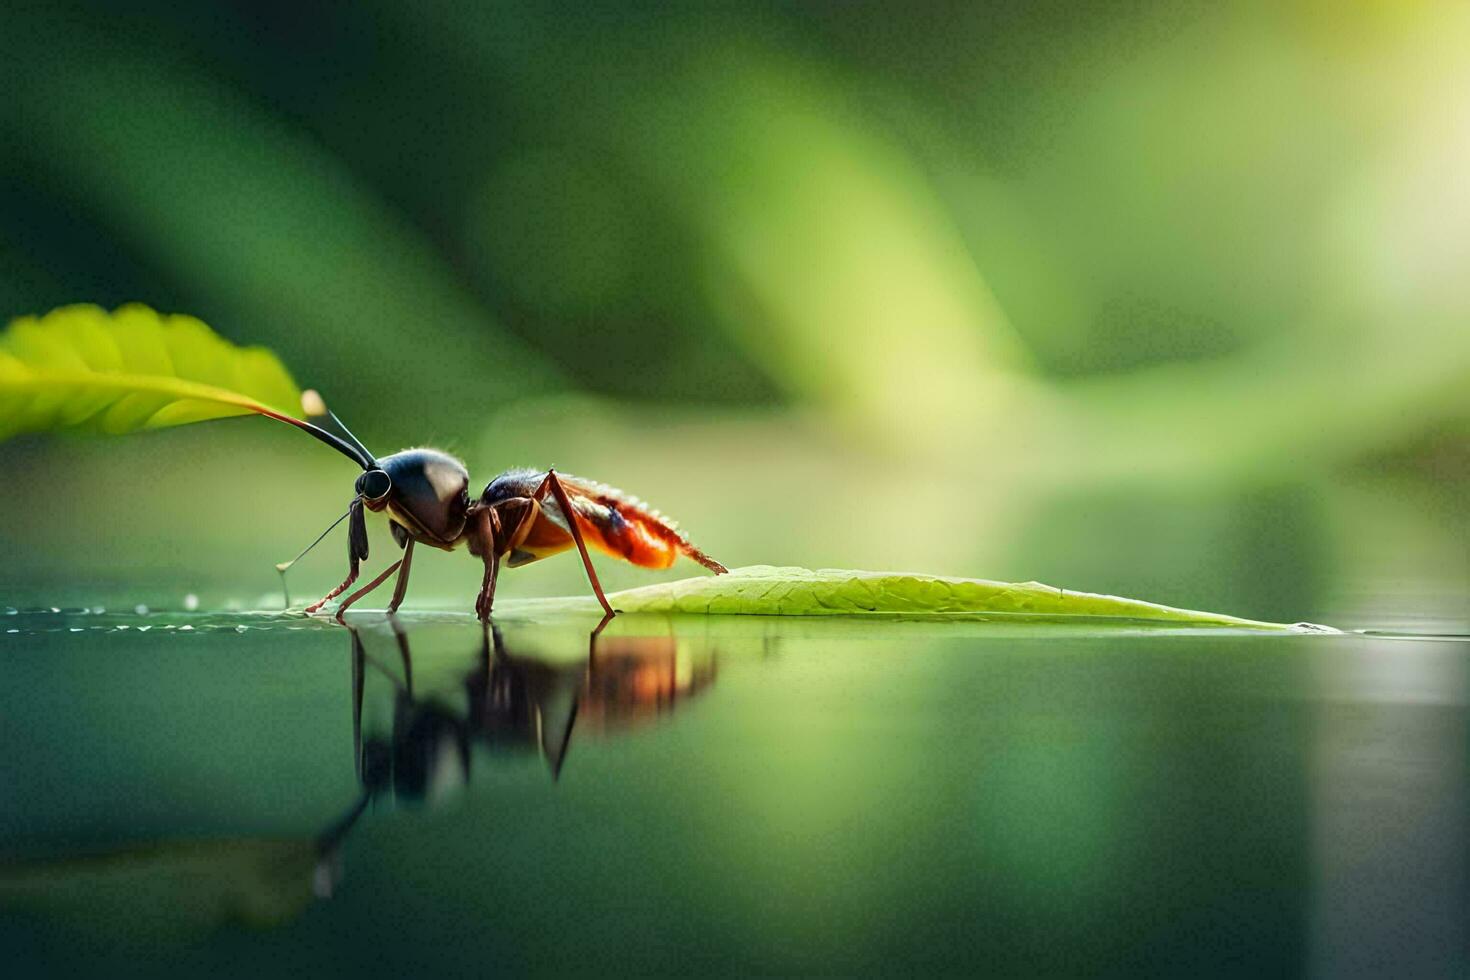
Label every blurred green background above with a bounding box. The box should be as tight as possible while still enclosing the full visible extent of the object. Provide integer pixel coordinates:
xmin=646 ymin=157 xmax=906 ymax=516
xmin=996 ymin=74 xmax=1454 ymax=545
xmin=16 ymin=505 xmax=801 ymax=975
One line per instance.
xmin=0 ymin=0 xmax=1465 ymax=628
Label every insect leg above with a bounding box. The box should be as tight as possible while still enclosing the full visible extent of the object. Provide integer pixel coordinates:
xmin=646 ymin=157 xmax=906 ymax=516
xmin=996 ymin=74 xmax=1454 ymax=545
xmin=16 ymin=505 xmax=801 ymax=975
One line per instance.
xmin=307 ymin=499 xmax=367 ymax=613
xmin=333 ymin=558 xmax=403 ymax=623
xmin=305 ymin=561 xmax=358 ymax=613
xmin=476 ymin=552 xmax=500 ymax=622
xmin=386 ymin=539 xmax=416 ymax=614
xmin=469 ymin=498 xmax=543 ymax=620
xmin=534 ymin=470 xmax=616 ymax=618
xmin=466 ymin=507 xmax=503 ymax=621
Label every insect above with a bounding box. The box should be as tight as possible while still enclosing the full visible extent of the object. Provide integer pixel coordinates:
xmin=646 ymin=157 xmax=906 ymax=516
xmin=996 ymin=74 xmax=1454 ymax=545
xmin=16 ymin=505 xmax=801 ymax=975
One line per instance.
xmin=268 ymin=397 xmax=726 ymax=620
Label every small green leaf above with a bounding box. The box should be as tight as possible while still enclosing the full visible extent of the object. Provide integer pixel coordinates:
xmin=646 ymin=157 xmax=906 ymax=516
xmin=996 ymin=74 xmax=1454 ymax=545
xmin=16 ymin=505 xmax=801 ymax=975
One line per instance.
xmin=0 ymin=837 xmax=321 ymax=934
xmin=543 ymin=566 xmax=1331 ymax=630
xmin=0 ymin=303 xmax=303 ymax=441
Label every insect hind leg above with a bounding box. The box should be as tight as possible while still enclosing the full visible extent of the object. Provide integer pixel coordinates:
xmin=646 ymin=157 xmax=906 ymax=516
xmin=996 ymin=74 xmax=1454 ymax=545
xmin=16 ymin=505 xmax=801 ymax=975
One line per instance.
xmin=534 ymin=469 xmax=616 ymax=618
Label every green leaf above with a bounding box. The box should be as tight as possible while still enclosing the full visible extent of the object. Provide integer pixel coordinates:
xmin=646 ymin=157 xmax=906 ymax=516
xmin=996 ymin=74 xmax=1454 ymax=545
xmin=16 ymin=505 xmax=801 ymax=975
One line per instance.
xmin=0 ymin=303 xmax=302 ymax=441
xmin=525 ymin=566 xmax=1331 ymax=630
xmin=0 ymin=837 xmax=321 ymax=935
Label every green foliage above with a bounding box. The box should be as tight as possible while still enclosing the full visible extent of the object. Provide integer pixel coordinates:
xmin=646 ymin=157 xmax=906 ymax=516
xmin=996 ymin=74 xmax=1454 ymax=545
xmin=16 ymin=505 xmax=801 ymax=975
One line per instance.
xmin=0 ymin=837 xmax=320 ymax=934
xmin=0 ymin=304 xmax=303 ymax=441
xmin=546 ymin=566 xmax=1325 ymax=629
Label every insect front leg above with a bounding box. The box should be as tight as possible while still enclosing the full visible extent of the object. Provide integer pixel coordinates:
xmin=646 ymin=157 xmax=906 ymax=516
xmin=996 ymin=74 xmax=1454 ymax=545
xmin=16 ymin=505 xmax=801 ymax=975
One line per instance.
xmin=333 ymin=558 xmax=403 ymax=623
xmin=307 ymin=498 xmax=367 ymax=613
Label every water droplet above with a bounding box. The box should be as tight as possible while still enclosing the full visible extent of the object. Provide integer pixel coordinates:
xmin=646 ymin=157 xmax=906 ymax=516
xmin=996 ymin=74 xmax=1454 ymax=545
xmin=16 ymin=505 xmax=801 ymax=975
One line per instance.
xmin=134 ymin=604 xmax=149 ymax=616
xmin=49 ymin=607 xmax=60 ymax=614
xmin=5 ymin=629 xmax=18 ymax=634
xmin=183 ymin=594 xmax=200 ymax=612
xmin=68 ymin=627 xmax=83 ymax=633
xmin=235 ymin=625 xmax=249 ymax=634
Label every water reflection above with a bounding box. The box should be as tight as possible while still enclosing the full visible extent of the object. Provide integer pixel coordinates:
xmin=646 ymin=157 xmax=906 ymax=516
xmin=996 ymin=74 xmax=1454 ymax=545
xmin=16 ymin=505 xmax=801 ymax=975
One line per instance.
xmin=0 ymin=617 xmax=719 ymax=934
xmin=4 ymin=616 xmax=1463 ymax=973
xmin=342 ymin=615 xmax=717 ymax=807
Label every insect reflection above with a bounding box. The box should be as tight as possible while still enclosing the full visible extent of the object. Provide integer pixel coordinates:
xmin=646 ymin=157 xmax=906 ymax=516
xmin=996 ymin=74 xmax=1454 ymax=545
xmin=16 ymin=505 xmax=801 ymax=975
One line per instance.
xmin=320 ymin=617 xmax=718 ymax=855
xmin=0 ymin=620 xmax=719 ymax=931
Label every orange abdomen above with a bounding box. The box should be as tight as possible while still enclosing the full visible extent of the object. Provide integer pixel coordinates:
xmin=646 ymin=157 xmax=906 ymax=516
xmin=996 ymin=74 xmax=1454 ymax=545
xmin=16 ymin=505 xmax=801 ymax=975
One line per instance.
xmin=484 ymin=469 xmax=726 ymax=574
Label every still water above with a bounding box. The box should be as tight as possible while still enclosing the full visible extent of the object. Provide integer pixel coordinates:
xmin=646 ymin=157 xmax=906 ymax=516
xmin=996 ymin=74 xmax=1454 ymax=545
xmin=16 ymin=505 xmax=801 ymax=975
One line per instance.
xmin=0 ymin=608 xmax=1465 ymax=977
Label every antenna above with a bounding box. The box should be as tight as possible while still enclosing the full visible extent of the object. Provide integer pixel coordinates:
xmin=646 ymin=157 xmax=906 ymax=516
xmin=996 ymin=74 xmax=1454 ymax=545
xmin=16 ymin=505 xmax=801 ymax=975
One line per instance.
xmin=254 ymin=405 xmax=375 ymax=470
xmin=326 ymin=408 xmax=375 ymax=468
xmin=298 ymin=389 xmax=377 ymax=468
xmin=276 ymin=504 xmax=353 ymax=607
xmin=276 ymin=505 xmax=353 ymax=574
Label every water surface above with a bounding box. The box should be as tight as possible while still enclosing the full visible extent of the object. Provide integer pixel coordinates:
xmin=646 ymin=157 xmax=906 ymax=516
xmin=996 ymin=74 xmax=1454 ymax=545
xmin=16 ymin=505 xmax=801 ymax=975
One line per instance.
xmin=0 ymin=608 xmax=1465 ymax=977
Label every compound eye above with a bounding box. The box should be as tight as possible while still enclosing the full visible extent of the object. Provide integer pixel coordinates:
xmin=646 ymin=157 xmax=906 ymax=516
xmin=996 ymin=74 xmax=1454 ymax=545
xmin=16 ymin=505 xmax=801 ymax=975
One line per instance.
xmin=357 ymin=469 xmax=392 ymax=501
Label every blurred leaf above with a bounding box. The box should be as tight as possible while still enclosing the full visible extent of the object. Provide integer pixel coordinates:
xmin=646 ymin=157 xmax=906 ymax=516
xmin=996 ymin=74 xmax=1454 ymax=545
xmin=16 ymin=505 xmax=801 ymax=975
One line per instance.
xmin=0 ymin=837 xmax=320 ymax=935
xmin=0 ymin=303 xmax=302 ymax=440
xmin=0 ymin=10 xmax=561 ymax=445
xmin=401 ymin=7 xmax=1031 ymax=442
xmin=620 ymin=51 xmax=1029 ymax=429
xmin=526 ymin=565 xmax=1321 ymax=629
